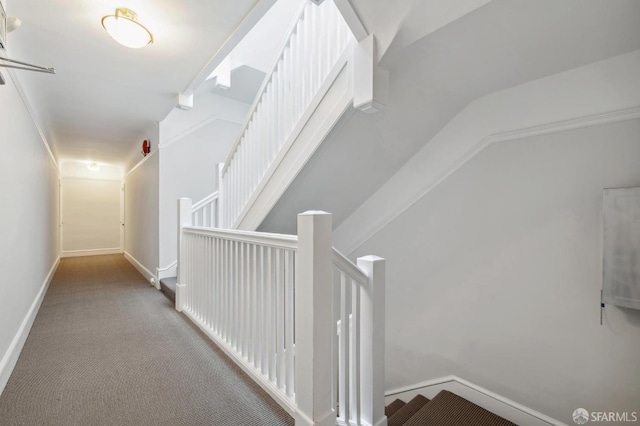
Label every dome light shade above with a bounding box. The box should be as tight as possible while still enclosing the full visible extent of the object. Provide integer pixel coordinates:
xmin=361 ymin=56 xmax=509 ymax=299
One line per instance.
xmin=102 ymin=8 xmax=153 ymax=49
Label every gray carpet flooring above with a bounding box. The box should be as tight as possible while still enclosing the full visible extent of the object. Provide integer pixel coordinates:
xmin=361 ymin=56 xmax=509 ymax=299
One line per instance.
xmin=0 ymin=255 xmax=294 ymax=426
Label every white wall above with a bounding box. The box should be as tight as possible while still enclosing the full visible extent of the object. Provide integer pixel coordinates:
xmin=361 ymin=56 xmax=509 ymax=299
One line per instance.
xmin=336 ymin=50 xmax=640 ymax=254
xmin=352 ymin=118 xmax=640 ymax=423
xmin=158 ymin=120 xmax=242 ymax=268
xmin=124 ymin=151 xmax=159 ymax=282
xmin=0 ymin=69 xmax=59 ymax=393
xmin=60 ymin=161 xmax=123 ymax=256
xmin=61 ymin=179 xmax=121 ymax=255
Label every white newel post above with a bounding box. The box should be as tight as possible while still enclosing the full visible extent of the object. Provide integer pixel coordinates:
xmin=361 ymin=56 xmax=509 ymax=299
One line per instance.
xmin=176 ymin=197 xmax=192 ymax=312
xmin=357 ymin=255 xmax=387 ymax=426
xmin=295 ymin=211 xmax=336 ymax=426
xmin=217 ymin=163 xmax=224 ymax=228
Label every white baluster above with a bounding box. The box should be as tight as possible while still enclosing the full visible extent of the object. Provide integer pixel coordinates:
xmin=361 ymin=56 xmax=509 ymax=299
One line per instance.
xmin=266 ymin=246 xmax=274 ymax=381
xmin=305 ymin=6 xmax=313 ymax=107
xmin=240 ymin=242 xmax=246 ymax=357
xmin=290 ymin=31 xmax=297 ymax=124
xmin=249 ymin=118 xmax=255 ymax=200
xmin=340 ymin=271 xmax=350 ymax=421
xmin=233 ymin=240 xmax=239 ymax=349
xmin=260 ymin=245 xmax=267 ymax=374
xmin=272 ymin=70 xmax=280 ymax=159
xmin=223 ymin=238 xmax=227 ymax=336
xmin=350 ymin=277 xmax=361 ymax=422
xmin=276 ymin=248 xmax=284 ymax=390
xmin=285 ymin=249 xmax=295 ymax=397
xmin=213 ymin=237 xmax=218 ymax=334
xmin=217 ymin=163 xmax=224 ymax=228
xmin=210 ymin=237 xmax=215 ymax=330
xmin=250 ymin=243 xmax=257 ymax=365
xmin=283 ymin=48 xmax=291 ymax=139
xmin=332 ymin=267 xmax=341 ymax=416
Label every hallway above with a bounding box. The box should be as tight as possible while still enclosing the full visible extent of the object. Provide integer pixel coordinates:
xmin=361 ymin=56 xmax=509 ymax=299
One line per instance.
xmin=0 ymin=255 xmax=293 ymax=426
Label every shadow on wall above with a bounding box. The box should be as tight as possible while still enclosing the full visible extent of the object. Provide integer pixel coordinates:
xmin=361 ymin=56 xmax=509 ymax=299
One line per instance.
xmin=614 ymin=306 xmax=640 ymax=327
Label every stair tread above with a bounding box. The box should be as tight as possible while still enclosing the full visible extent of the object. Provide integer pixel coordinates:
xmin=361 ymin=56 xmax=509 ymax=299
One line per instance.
xmin=160 ymin=277 xmax=177 ymax=288
xmin=403 ymin=390 xmax=518 ymax=426
xmin=159 ymin=277 xmax=177 ymax=302
xmin=388 ymin=395 xmax=430 ymax=426
xmin=385 ymin=399 xmax=407 ymax=418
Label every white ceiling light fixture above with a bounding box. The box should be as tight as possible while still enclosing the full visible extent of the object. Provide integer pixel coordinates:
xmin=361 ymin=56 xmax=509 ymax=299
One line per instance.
xmin=101 ymin=8 xmax=153 ymax=49
xmin=87 ymin=162 xmax=101 ymax=172
xmin=7 ymin=17 xmax=22 ymax=33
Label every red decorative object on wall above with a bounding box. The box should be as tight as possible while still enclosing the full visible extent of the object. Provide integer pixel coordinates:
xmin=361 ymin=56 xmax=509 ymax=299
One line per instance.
xmin=142 ymin=140 xmax=151 ymax=156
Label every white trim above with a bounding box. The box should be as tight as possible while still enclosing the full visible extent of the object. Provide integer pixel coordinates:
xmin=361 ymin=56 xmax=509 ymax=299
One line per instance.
xmin=61 ymin=248 xmax=122 ymax=258
xmin=124 ymin=148 xmax=158 ymax=178
xmin=1 ymin=53 xmax=58 ymax=172
xmin=385 ymin=375 xmax=567 ymax=426
xmin=60 ymin=176 xmax=123 ymax=183
xmin=183 ymin=226 xmax=298 ymax=250
xmin=124 ymin=251 xmax=158 ymax=288
xmin=192 ymin=191 xmax=219 ymax=211
xmin=0 ymin=256 xmax=60 ymax=396
xmin=156 ymin=261 xmax=177 ymax=281
xmin=333 ymin=0 xmax=368 ymax=42
xmin=341 ymin=106 xmax=640 ymax=255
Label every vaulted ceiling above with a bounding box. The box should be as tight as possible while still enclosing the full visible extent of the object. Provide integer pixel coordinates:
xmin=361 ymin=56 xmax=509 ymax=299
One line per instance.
xmin=5 ymin=0 xmax=271 ymax=169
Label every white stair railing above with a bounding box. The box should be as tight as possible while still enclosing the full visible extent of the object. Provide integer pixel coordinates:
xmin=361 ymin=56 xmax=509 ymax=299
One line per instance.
xmin=175 ymin=203 xmax=386 ymax=426
xmin=219 ymin=0 xmax=354 ymax=229
xmin=191 ymin=191 xmax=219 ymax=228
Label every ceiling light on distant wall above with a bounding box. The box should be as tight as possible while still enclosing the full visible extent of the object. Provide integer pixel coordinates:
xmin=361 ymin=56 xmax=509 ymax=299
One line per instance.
xmin=87 ymin=162 xmax=101 ymax=172
xmin=101 ymin=8 xmax=153 ymax=49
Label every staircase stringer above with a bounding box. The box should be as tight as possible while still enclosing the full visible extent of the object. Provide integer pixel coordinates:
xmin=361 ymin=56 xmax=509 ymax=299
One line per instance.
xmin=234 ymin=48 xmax=354 ymax=231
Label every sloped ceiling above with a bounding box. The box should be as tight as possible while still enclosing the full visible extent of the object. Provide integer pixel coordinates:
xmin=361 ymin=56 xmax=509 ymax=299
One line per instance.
xmin=259 ymin=0 xmax=640 ymax=235
xmin=4 ymin=0 xmax=269 ymax=169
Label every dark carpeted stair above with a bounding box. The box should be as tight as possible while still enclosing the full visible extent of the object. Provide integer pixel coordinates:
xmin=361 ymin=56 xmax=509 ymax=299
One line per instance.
xmin=385 ymin=399 xmax=407 ymax=418
xmin=160 ymin=277 xmax=177 ymax=302
xmin=388 ymin=395 xmax=430 ymax=426
xmin=386 ymin=390 xmax=518 ymax=426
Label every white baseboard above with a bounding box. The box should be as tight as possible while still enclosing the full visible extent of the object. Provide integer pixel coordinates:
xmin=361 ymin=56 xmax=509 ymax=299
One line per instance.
xmin=385 ymin=375 xmax=567 ymax=426
xmin=61 ymin=248 xmax=122 ymax=258
xmin=124 ymin=251 xmax=158 ymax=288
xmin=0 ymin=256 xmax=60 ymax=396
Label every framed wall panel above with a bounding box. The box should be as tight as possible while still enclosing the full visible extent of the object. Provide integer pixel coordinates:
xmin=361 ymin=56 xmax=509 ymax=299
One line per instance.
xmin=603 ymin=187 xmax=640 ymax=310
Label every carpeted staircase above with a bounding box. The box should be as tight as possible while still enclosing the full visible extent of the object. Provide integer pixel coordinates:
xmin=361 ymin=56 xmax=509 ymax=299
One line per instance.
xmin=385 ymin=390 xmax=517 ymax=426
xmin=159 ymin=276 xmax=177 ymax=302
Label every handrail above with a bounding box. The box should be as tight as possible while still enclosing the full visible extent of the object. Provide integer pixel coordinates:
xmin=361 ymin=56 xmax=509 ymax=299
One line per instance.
xmin=192 ymin=191 xmax=219 ymax=211
xmin=332 ymin=247 xmax=368 ymax=285
xmin=183 ymin=226 xmax=298 ymax=250
xmin=221 ymin=0 xmax=308 ymax=176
